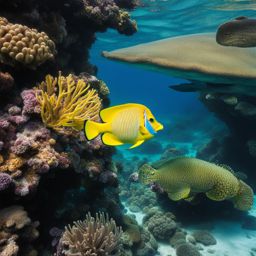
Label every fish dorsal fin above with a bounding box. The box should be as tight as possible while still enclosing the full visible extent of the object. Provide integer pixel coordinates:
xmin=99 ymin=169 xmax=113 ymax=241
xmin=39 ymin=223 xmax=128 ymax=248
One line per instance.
xmin=152 ymin=156 xmax=188 ymax=169
xmin=100 ymin=103 xmax=143 ymax=122
xmin=235 ymin=16 xmax=247 ymax=21
xmin=167 ymin=185 xmax=190 ymax=201
xmin=218 ymin=163 xmax=235 ymax=174
xmin=101 ymin=133 xmax=123 ymax=146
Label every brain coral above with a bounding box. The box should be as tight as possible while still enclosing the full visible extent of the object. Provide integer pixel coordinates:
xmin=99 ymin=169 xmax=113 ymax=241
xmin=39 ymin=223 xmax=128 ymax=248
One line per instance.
xmin=143 ymin=210 xmax=177 ymax=241
xmin=0 ymin=17 xmax=56 ymax=68
xmin=176 ymin=243 xmax=201 ymax=256
xmin=192 ymin=230 xmax=217 ymax=246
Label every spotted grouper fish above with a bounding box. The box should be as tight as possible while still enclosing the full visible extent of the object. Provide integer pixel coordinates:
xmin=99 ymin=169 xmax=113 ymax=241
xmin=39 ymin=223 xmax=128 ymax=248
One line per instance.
xmin=139 ymin=157 xmax=254 ymax=211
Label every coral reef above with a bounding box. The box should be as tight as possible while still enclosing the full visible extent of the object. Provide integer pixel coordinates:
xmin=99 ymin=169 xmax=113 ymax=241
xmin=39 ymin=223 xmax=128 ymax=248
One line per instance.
xmin=197 ymin=91 xmax=256 ymax=190
xmin=83 ymin=0 xmax=137 ymax=35
xmin=0 ymin=17 xmax=56 ymax=68
xmin=56 ymin=212 xmax=123 ymax=256
xmin=192 ymin=230 xmax=217 ymax=246
xmin=36 ymin=73 xmax=102 ymax=131
xmin=176 ymin=243 xmax=201 ymax=256
xmin=0 ymin=1 xmax=139 ymax=255
xmin=143 ymin=209 xmax=177 ymax=241
xmin=169 ymin=231 xmax=187 ymax=248
xmin=0 ymin=0 xmax=137 ymax=80
xmin=0 ymin=205 xmax=39 ymax=255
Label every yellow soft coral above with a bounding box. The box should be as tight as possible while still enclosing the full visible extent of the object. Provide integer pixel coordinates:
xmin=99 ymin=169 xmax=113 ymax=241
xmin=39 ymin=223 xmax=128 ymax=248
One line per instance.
xmin=36 ymin=73 xmax=102 ymax=130
xmin=139 ymin=157 xmax=254 ymax=211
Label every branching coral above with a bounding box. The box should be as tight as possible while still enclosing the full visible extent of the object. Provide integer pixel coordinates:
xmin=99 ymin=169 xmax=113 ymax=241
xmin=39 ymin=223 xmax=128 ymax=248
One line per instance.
xmin=0 ymin=17 xmax=56 ymax=68
xmin=36 ymin=73 xmax=102 ymax=131
xmin=59 ymin=212 xmax=123 ymax=256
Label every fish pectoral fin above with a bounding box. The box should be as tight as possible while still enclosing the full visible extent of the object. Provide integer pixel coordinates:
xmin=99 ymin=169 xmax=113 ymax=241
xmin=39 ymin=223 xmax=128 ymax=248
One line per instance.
xmin=206 ymin=188 xmax=227 ymax=201
xmin=139 ymin=125 xmax=149 ymax=135
xmin=129 ymin=140 xmax=144 ymax=149
xmin=101 ymin=133 xmax=123 ymax=146
xmin=184 ymin=195 xmax=196 ymax=202
xmin=167 ymin=186 xmax=191 ymax=201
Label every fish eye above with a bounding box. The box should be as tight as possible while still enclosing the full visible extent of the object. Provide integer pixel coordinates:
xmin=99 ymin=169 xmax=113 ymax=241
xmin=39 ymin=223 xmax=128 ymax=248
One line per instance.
xmin=149 ymin=118 xmax=154 ymax=123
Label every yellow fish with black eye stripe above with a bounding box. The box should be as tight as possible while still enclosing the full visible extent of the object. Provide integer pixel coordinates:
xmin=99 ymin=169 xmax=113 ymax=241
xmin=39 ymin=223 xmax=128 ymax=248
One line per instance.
xmin=84 ymin=103 xmax=163 ymax=149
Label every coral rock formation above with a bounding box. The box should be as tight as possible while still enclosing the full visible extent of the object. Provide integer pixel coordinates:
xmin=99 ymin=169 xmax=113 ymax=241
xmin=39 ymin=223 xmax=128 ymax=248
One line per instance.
xmin=0 ymin=205 xmax=39 ymax=255
xmin=0 ymin=17 xmax=56 ymax=68
xmin=83 ymin=0 xmax=137 ymax=35
xmin=57 ymin=212 xmax=123 ymax=256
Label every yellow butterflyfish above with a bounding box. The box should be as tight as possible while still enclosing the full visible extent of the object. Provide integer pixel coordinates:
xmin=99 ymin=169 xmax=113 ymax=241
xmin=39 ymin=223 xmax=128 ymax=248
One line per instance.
xmin=84 ymin=103 xmax=163 ymax=149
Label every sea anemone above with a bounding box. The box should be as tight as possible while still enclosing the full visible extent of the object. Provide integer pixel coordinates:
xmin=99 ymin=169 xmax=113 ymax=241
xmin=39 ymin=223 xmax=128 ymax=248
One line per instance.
xmin=60 ymin=212 xmax=123 ymax=256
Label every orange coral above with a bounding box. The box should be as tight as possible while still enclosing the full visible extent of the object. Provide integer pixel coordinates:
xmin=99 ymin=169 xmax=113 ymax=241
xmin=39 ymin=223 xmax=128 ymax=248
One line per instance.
xmin=0 ymin=153 xmax=25 ymax=172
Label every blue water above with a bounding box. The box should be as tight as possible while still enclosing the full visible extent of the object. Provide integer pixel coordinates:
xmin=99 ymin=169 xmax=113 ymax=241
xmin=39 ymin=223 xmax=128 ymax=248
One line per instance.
xmin=90 ymin=2 xmax=256 ymax=255
xmin=90 ymin=0 xmax=256 ymax=153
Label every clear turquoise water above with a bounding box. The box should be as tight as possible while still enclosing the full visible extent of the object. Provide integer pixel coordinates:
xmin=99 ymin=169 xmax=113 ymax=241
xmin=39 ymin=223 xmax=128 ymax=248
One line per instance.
xmin=91 ymin=2 xmax=256 ymax=255
xmin=90 ymin=0 xmax=256 ymax=155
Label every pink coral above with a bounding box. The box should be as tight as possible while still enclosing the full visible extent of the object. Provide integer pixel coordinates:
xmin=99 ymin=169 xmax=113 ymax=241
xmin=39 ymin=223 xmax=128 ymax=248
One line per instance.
xmin=0 ymin=173 xmax=13 ymax=191
xmin=21 ymin=89 xmax=41 ymax=115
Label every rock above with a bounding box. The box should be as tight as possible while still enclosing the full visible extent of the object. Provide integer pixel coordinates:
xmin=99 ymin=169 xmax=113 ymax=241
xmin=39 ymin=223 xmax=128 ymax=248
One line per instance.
xmin=176 ymin=243 xmax=202 ymax=256
xmin=129 ymin=205 xmax=141 ymax=213
xmin=235 ymin=102 xmax=256 ymax=116
xmin=169 ymin=231 xmax=186 ymax=248
xmin=207 ymin=248 xmax=216 ymax=254
xmin=187 ymin=235 xmax=196 ymax=245
xmin=192 ymin=230 xmax=217 ymax=246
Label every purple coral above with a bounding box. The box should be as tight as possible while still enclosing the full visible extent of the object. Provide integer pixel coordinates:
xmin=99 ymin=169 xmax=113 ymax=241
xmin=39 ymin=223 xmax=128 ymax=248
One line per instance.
xmin=83 ymin=0 xmax=137 ymax=35
xmin=11 ymin=135 xmax=34 ymax=155
xmin=0 ymin=173 xmax=13 ymax=191
xmin=21 ymin=89 xmax=41 ymax=115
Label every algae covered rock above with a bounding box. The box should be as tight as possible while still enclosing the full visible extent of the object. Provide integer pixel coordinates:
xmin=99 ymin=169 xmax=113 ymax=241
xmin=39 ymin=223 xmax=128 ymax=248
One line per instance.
xmin=176 ymin=243 xmax=202 ymax=256
xmin=143 ymin=210 xmax=177 ymax=241
xmin=169 ymin=231 xmax=187 ymax=248
xmin=192 ymin=230 xmax=217 ymax=246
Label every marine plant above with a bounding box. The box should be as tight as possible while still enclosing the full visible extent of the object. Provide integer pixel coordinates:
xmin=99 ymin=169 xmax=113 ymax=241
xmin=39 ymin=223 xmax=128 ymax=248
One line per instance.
xmin=36 ymin=73 xmax=102 ymax=131
xmin=59 ymin=212 xmax=123 ymax=256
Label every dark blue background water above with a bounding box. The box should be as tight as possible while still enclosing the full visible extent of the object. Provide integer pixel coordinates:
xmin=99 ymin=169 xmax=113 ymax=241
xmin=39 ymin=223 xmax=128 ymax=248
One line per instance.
xmin=90 ymin=0 xmax=256 ymax=154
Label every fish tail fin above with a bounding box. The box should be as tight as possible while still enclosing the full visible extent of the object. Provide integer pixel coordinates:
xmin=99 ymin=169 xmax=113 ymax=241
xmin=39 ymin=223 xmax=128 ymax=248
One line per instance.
xmin=84 ymin=120 xmax=104 ymax=140
xmin=231 ymin=180 xmax=254 ymax=211
xmin=138 ymin=164 xmax=157 ymax=184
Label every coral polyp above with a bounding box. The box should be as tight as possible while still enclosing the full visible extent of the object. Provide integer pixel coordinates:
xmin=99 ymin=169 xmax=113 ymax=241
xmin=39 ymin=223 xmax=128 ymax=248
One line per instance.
xmin=59 ymin=212 xmax=123 ymax=256
xmin=36 ymin=74 xmax=102 ymax=131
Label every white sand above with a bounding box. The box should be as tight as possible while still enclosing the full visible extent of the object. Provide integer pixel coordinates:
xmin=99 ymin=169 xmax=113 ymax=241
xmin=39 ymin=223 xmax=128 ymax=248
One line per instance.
xmin=124 ymin=196 xmax=256 ymax=256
